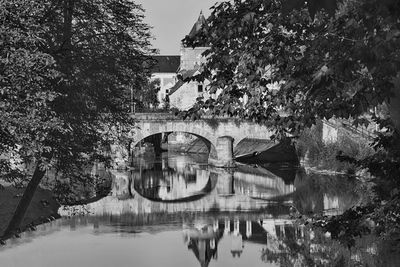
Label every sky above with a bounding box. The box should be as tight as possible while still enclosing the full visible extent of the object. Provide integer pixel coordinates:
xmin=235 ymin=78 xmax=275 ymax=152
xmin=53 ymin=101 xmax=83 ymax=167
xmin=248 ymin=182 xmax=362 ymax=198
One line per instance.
xmin=137 ymin=0 xmax=218 ymax=55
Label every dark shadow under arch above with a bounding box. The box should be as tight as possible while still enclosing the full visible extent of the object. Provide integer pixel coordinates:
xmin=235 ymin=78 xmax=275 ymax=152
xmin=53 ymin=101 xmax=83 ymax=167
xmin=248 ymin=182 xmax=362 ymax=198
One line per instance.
xmin=131 ymin=131 xmax=217 ymax=160
xmin=234 ymin=138 xmax=298 ymax=163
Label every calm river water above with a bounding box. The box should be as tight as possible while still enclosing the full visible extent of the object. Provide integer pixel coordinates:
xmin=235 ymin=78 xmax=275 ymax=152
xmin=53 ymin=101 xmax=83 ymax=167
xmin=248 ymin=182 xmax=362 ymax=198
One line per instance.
xmin=0 ymin=152 xmax=397 ymax=266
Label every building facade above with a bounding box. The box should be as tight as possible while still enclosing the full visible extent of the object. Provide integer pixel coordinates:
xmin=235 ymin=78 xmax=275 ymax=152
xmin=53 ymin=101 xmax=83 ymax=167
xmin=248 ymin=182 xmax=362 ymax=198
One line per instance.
xmin=150 ymin=12 xmax=212 ymax=111
xmin=151 ymin=55 xmax=180 ymax=108
xmin=169 ymin=12 xmax=211 ymax=110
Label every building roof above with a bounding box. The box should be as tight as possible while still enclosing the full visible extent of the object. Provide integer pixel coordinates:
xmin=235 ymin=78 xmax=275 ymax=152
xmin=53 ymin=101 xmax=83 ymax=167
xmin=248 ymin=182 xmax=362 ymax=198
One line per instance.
xmin=181 ymin=69 xmax=199 ymax=80
xmin=168 ymin=80 xmax=184 ymax=96
xmin=168 ymin=69 xmax=199 ymax=95
xmin=188 ymin=11 xmax=207 ymax=38
xmin=151 ymin=55 xmax=180 ymax=73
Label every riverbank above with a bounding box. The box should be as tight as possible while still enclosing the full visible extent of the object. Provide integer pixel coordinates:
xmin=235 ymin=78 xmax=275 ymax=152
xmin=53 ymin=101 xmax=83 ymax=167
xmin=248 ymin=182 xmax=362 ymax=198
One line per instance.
xmin=0 ymin=186 xmax=60 ymax=241
xmin=296 ymin=121 xmax=375 ymax=175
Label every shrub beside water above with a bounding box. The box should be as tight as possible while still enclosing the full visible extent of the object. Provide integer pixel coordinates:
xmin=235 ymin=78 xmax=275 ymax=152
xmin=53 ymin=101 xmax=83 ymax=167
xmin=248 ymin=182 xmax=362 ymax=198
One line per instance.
xmin=296 ymin=123 xmax=375 ymax=174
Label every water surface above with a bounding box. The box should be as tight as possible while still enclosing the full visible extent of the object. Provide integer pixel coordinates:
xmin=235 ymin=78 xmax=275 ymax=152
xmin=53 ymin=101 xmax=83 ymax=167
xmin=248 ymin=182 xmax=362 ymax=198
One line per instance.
xmin=1 ymin=152 xmax=389 ymax=266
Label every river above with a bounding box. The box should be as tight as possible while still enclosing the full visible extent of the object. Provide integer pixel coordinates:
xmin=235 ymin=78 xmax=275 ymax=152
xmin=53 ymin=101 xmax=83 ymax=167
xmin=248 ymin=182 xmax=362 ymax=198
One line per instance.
xmin=0 ymin=152 xmax=397 ymax=266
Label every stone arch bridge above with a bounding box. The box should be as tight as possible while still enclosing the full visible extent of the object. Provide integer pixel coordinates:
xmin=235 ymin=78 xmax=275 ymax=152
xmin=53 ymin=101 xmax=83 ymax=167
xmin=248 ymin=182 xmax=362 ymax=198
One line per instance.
xmin=61 ymin=166 xmax=295 ymax=217
xmin=126 ymin=113 xmax=275 ymax=167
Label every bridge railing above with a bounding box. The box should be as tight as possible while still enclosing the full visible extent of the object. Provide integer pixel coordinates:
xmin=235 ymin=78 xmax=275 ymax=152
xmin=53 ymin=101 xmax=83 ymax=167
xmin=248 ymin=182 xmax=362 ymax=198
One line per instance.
xmin=132 ymin=112 xmax=179 ymax=121
xmin=132 ymin=112 xmax=246 ymax=122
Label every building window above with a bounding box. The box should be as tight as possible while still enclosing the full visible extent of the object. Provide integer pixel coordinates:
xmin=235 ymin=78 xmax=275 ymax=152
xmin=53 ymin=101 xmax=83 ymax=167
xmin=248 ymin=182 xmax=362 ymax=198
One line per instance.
xmin=197 ymin=84 xmax=203 ymax=93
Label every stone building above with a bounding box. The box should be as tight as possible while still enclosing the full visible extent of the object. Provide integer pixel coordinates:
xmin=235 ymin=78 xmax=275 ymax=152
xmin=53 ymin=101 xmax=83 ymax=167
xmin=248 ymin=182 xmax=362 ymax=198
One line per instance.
xmin=149 ymin=12 xmax=212 ymax=110
xmin=169 ymin=68 xmax=211 ymax=110
xmin=151 ymin=55 xmax=180 ymax=107
xmin=168 ymin=11 xmax=212 ymax=110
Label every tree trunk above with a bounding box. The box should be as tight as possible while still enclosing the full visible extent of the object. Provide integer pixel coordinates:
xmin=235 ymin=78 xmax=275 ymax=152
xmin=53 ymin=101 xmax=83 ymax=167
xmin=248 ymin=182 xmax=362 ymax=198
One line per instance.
xmin=2 ymin=161 xmax=47 ymax=239
xmin=63 ymin=0 xmax=74 ymax=50
xmin=61 ymin=0 xmax=74 ymax=76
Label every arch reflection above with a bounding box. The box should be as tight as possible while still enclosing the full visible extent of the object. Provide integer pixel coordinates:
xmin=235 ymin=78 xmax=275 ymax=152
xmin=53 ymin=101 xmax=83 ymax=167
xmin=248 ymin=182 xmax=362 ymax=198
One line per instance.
xmin=131 ymin=154 xmax=216 ymax=202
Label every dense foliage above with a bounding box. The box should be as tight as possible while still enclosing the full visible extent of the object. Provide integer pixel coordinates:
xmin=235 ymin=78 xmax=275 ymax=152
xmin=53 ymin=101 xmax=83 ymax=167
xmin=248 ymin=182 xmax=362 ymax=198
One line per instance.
xmin=0 ymin=0 xmax=60 ymax=182
xmin=185 ymin=0 xmax=399 ymax=134
xmin=136 ymin=78 xmax=161 ymax=110
xmin=183 ymin=0 xmax=400 ymax=244
xmin=0 ymin=0 xmax=154 ymax=235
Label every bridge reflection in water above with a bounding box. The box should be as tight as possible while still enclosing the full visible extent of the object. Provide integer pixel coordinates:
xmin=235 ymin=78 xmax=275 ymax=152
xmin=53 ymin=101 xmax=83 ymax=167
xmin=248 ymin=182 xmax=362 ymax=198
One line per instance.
xmin=56 ymin=153 xmax=355 ymax=267
xmin=61 ymin=152 xmax=354 ymax=218
xmin=0 ymin=153 xmax=374 ymax=267
xmin=62 ymin=153 xmax=297 ymax=217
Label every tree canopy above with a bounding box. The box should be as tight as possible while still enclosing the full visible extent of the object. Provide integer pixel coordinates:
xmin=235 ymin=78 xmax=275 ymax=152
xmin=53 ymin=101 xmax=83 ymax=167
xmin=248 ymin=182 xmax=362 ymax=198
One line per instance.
xmin=184 ymin=0 xmax=399 ymax=136
xmin=1 ymin=0 xmax=154 ymax=178
xmin=0 ymin=0 xmax=154 ymax=235
xmin=183 ymin=0 xmax=400 ymax=243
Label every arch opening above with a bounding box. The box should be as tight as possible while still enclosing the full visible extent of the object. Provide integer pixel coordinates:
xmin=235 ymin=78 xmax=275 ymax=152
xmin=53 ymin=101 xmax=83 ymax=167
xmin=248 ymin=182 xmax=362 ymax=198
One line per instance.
xmin=130 ymin=131 xmax=217 ymax=162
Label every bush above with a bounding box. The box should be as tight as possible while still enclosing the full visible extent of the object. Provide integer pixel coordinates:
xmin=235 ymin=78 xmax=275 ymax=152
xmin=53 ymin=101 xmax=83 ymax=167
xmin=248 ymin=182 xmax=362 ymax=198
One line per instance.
xmin=296 ymin=123 xmax=375 ymax=173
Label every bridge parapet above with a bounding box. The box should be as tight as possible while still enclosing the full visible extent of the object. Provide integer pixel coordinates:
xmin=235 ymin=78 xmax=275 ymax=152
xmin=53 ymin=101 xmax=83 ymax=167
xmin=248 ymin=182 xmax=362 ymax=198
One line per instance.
xmin=126 ymin=113 xmax=274 ymax=168
xmin=132 ymin=112 xmax=244 ymax=123
xmin=132 ymin=112 xmax=179 ymax=121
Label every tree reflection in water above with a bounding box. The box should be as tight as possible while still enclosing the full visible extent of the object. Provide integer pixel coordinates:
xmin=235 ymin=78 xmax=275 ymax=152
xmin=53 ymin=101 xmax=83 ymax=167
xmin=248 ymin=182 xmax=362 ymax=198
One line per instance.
xmin=1 ymin=152 xmax=399 ymax=266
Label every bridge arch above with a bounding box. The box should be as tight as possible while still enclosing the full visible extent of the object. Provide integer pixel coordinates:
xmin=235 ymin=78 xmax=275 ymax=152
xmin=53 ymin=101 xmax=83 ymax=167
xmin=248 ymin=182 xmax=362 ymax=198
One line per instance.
xmin=127 ymin=114 xmax=275 ymax=167
xmin=131 ymin=130 xmax=218 ymax=163
xmin=131 ymin=131 xmax=214 ymax=153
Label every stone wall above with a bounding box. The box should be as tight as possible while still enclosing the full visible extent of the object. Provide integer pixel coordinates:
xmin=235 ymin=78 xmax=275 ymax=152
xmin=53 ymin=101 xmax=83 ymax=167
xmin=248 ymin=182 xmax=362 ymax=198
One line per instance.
xmin=321 ymin=119 xmax=376 ymax=144
xmin=180 ymin=46 xmax=208 ymax=70
xmin=170 ymin=79 xmax=210 ymax=110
